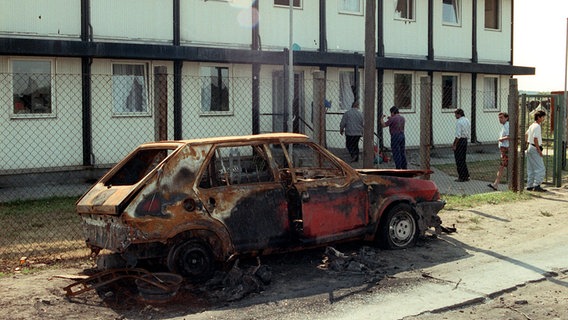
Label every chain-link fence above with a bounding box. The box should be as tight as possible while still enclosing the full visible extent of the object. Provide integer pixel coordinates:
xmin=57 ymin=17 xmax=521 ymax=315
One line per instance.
xmin=0 ymin=71 xmax=566 ymax=264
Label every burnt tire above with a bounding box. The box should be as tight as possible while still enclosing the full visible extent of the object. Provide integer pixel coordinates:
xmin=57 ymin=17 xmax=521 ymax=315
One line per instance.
xmin=167 ymin=240 xmax=214 ymax=282
xmin=378 ymin=203 xmax=417 ymax=249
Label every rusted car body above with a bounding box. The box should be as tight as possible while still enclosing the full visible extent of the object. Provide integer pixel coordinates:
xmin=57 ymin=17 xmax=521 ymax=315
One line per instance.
xmin=77 ymin=133 xmax=444 ymax=280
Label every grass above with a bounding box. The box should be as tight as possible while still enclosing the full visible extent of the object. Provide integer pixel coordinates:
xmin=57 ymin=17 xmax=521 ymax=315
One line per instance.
xmin=441 ymin=191 xmax=532 ymax=211
xmin=434 ymin=154 xmax=560 ymax=184
xmin=434 ymin=159 xmax=504 ymax=183
xmin=0 ymin=196 xmax=88 ymax=275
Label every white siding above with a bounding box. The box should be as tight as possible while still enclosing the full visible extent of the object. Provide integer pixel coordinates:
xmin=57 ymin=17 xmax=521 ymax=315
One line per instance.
xmin=0 ymin=0 xmax=80 ymax=39
xmin=0 ymin=57 xmax=83 ymax=170
xmin=326 ymin=3 xmax=365 ymax=53
xmin=90 ymin=60 xmax=173 ymax=165
xmin=258 ymin=1 xmax=319 ymax=51
xmin=474 ymin=75 xmax=510 ymax=143
xmin=91 ymin=0 xmax=172 ymax=43
xmin=180 ymin=1 xmax=251 ymax=48
xmin=477 ymin=0 xmax=512 ymax=63
xmin=433 ymin=1 xmax=473 ymax=61
xmin=383 ymin=0 xmax=429 ymax=58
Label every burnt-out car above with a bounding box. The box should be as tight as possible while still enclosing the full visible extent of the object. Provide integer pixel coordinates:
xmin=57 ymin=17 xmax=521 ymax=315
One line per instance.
xmin=77 ymin=133 xmax=444 ymax=281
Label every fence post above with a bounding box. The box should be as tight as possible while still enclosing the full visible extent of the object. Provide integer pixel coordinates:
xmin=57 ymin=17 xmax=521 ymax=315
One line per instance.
xmin=154 ymin=66 xmax=168 ymax=141
xmin=420 ymin=76 xmax=432 ymax=180
xmin=313 ymin=70 xmax=326 ymax=147
xmin=508 ymin=78 xmax=519 ymax=192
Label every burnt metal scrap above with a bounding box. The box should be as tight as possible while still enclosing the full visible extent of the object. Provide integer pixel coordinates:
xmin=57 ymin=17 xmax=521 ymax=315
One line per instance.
xmin=63 ymin=268 xmax=180 ymax=302
xmin=202 ymin=257 xmax=272 ymax=302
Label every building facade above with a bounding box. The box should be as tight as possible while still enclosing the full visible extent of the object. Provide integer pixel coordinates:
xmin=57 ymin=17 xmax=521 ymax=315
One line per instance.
xmin=0 ymin=0 xmax=534 ymax=172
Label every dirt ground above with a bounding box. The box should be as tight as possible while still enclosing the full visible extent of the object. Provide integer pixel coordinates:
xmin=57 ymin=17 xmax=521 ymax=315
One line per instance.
xmin=1 ymin=186 xmax=567 ymax=320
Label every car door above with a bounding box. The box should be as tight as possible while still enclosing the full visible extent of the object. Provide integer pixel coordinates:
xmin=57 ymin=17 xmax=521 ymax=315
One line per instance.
xmin=275 ymin=142 xmax=369 ymax=242
xmin=196 ymin=143 xmax=291 ymax=252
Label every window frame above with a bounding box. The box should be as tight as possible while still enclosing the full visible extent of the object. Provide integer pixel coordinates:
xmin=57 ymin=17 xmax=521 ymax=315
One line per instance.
xmin=10 ymin=58 xmax=56 ymax=119
xmin=394 ymin=0 xmax=415 ymax=21
xmin=484 ymin=0 xmax=500 ymax=30
xmin=338 ymin=0 xmax=363 ymax=15
xmin=394 ymin=72 xmax=414 ymax=112
xmin=441 ymin=74 xmax=459 ymax=110
xmin=442 ymin=0 xmax=461 ymax=26
xmin=111 ymin=62 xmax=150 ymax=117
xmin=200 ymin=64 xmax=233 ymax=116
xmin=483 ymin=76 xmax=499 ymax=110
xmin=274 ymin=0 xmax=302 ymax=9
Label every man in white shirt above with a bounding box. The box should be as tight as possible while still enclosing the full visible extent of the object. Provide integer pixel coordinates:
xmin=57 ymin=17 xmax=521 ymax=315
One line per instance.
xmin=452 ymin=108 xmax=471 ymax=182
xmin=488 ymin=112 xmax=509 ymax=191
xmin=525 ymin=110 xmax=547 ymax=192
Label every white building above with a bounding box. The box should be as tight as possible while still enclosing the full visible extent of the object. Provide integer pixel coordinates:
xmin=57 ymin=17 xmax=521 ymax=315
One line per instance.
xmin=0 ymin=0 xmax=533 ymax=172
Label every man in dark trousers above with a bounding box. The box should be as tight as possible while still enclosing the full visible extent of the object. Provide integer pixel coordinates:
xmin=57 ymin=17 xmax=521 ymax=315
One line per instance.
xmin=339 ymin=101 xmax=364 ymax=162
xmin=380 ymin=106 xmax=407 ymax=169
xmin=452 ymin=108 xmax=471 ymax=182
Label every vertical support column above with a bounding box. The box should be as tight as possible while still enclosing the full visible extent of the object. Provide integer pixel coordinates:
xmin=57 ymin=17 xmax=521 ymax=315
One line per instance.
xmin=81 ymin=58 xmax=92 ymax=166
xmin=313 ymin=70 xmax=326 ymax=147
xmin=81 ymin=0 xmax=92 ymax=166
xmin=173 ymin=60 xmax=183 ymax=140
xmin=508 ymin=79 xmax=520 ymax=192
xmin=420 ymin=76 xmax=432 ymax=180
xmin=251 ymin=0 xmax=260 ymax=135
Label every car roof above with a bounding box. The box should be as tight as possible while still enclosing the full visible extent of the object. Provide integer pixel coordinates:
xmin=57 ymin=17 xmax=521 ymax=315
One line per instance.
xmin=137 ymin=133 xmax=310 ymax=148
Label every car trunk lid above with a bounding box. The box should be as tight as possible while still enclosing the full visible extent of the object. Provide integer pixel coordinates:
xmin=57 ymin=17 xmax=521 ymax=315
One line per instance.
xmin=77 ymin=143 xmax=183 ymax=215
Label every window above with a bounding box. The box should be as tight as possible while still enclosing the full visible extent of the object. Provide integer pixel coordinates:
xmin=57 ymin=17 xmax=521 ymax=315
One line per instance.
xmin=339 ymin=0 xmax=362 ymax=14
xmin=201 ymin=66 xmax=230 ymax=113
xmin=112 ymin=63 xmax=148 ymax=114
xmin=484 ymin=77 xmax=498 ymax=109
xmin=339 ymin=71 xmax=357 ymax=110
xmin=442 ymin=75 xmax=458 ymax=109
xmin=276 ymin=143 xmax=344 ymax=180
xmin=274 ymin=0 xmax=301 ymax=8
xmin=394 ymin=73 xmax=412 ymax=110
xmin=485 ymin=0 xmax=500 ymax=29
xmin=395 ymin=0 xmax=415 ymax=20
xmin=12 ymin=59 xmax=53 ymax=116
xmin=442 ymin=0 xmax=460 ymax=25
xmin=199 ymin=144 xmax=273 ymax=188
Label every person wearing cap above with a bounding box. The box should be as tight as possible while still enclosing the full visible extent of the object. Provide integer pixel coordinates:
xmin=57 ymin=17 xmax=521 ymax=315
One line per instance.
xmin=380 ymin=106 xmax=407 ymax=169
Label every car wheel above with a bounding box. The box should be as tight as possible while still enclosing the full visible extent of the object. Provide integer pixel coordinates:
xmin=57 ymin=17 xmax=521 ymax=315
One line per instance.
xmin=378 ymin=203 xmax=417 ymax=249
xmin=167 ymin=240 xmax=214 ymax=282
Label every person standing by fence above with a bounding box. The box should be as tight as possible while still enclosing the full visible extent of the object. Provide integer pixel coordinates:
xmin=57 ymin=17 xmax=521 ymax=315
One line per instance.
xmin=339 ymin=101 xmax=364 ymax=162
xmin=525 ymin=110 xmax=547 ymax=192
xmin=380 ymin=106 xmax=407 ymax=169
xmin=488 ymin=112 xmax=509 ymax=191
xmin=452 ymin=108 xmax=470 ymax=182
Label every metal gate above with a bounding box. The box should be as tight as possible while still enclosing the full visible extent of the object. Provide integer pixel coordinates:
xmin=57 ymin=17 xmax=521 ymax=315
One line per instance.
xmin=520 ymin=94 xmax=566 ymax=188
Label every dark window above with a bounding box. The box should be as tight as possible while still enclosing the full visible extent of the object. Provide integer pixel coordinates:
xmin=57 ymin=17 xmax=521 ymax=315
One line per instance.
xmin=484 ymin=0 xmax=500 ymax=29
xmin=274 ymin=0 xmax=301 ymax=8
xmin=12 ymin=60 xmax=52 ymax=115
xmin=395 ymin=73 xmax=412 ymax=110
xmin=442 ymin=75 xmax=458 ymax=109
xmin=395 ymin=0 xmax=415 ymax=20
xmin=201 ymin=66 xmax=230 ymax=112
